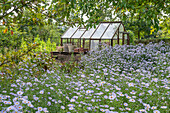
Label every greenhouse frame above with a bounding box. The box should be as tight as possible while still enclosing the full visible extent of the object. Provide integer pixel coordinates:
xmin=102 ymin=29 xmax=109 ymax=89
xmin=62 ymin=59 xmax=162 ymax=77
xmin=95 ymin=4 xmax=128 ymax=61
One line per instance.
xmin=61 ymin=21 xmax=130 ymax=50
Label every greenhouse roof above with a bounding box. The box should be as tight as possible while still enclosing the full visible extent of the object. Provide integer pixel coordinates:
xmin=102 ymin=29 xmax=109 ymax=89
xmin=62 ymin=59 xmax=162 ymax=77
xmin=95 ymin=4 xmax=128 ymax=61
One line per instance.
xmin=61 ymin=21 xmax=125 ymax=40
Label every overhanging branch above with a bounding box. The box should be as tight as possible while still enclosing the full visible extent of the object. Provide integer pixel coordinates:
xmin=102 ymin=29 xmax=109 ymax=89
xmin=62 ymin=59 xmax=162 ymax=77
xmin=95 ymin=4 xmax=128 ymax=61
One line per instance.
xmin=0 ymin=1 xmax=32 ymax=20
xmin=0 ymin=44 xmax=38 ymax=67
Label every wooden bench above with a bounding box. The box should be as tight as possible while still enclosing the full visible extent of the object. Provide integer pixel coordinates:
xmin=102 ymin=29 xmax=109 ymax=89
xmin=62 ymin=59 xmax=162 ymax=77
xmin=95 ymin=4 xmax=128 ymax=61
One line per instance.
xmin=50 ymin=51 xmax=88 ymax=62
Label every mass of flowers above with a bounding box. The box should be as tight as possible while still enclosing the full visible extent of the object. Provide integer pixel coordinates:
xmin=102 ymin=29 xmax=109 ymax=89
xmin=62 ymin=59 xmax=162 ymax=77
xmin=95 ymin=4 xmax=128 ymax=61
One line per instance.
xmin=0 ymin=41 xmax=169 ymax=113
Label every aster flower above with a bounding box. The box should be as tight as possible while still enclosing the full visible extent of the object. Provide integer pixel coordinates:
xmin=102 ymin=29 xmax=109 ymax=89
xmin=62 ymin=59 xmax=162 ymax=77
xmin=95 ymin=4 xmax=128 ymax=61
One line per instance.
xmin=7 ymin=101 xmax=12 ymax=104
xmin=33 ymin=97 xmax=39 ymax=101
xmin=17 ymin=105 xmax=23 ymax=110
xmin=128 ymin=83 xmax=134 ymax=87
xmin=124 ymin=103 xmax=128 ymax=106
xmin=139 ymin=109 xmax=147 ymax=112
xmin=145 ymin=104 xmax=150 ymax=111
xmin=160 ymin=106 xmax=167 ymax=109
xmin=119 ymin=93 xmax=124 ymax=96
xmin=130 ymin=91 xmax=136 ymax=94
xmin=104 ymin=95 xmax=108 ymax=99
xmin=70 ymin=98 xmax=75 ymax=102
xmin=69 ymin=107 xmax=74 ymax=110
xmin=38 ymin=107 xmax=43 ymax=111
xmin=110 ymin=107 xmax=115 ymax=110
xmin=151 ymin=106 xmax=157 ymax=109
xmin=109 ymin=94 xmax=116 ymax=100
xmin=81 ymin=74 xmax=85 ymax=78
xmin=61 ymin=106 xmax=65 ymax=109
xmin=14 ymin=101 xmax=20 ymax=105
xmin=86 ymin=90 xmax=93 ymax=94
xmin=3 ymin=101 xmax=8 ymax=104
xmin=68 ymin=104 xmax=75 ymax=107
xmin=22 ymin=99 xmax=28 ymax=104
xmin=43 ymin=108 xmax=48 ymax=112
xmin=58 ymin=100 xmax=62 ymax=103
xmin=17 ymin=91 xmax=24 ymax=96
xmin=125 ymin=107 xmax=131 ymax=111
xmin=153 ymin=110 xmax=160 ymax=113
xmin=47 ymin=101 xmax=51 ymax=106
xmin=28 ymin=103 xmax=34 ymax=108
xmin=148 ymin=90 xmax=153 ymax=95
xmin=100 ymin=109 xmax=105 ymax=112
xmin=129 ymin=99 xmax=135 ymax=102
xmin=39 ymin=90 xmax=44 ymax=94
xmin=6 ymin=106 xmax=15 ymax=112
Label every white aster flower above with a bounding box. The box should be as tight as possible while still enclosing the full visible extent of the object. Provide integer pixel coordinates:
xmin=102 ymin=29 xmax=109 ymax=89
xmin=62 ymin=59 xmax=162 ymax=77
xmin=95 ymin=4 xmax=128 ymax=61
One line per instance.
xmin=17 ymin=91 xmax=24 ymax=96
xmin=38 ymin=107 xmax=43 ymax=111
xmin=151 ymin=106 xmax=157 ymax=109
xmin=7 ymin=106 xmax=15 ymax=112
xmin=148 ymin=90 xmax=153 ymax=95
xmin=153 ymin=110 xmax=160 ymax=113
xmin=69 ymin=107 xmax=74 ymax=110
xmin=61 ymin=106 xmax=65 ymax=109
xmin=129 ymin=98 xmax=135 ymax=102
xmin=160 ymin=106 xmax=167 ymax=109
xmin=39 ymin=90 xmax=44 ymax=94
xmin=70 ymin=99 xmax=75 ymax=102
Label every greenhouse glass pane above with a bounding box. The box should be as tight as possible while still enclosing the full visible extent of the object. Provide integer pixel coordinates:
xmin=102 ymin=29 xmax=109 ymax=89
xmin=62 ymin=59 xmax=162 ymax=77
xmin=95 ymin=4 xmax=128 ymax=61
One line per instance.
xmin=91 ymin=23 xmax=109 ymax=39
xmin=82 ymin=25 xmax=98 ymax=39
xmin=119 ymin=24 xmax=124 ymax=32
xmin=62 ymin=26 xmax=79 ymax=38
xmin=125 ymin=34 xmax=127 ymax=39
xmin=91 ymin=40 xmax=99 ymax=50
xmin=102 ymin=23 xmax=120 ymax=39
xmin=119 ymin=24 xmax=124 ymax=39
xmin=113 ymin=35 xmax=117 ymax=39
xmin=72 ymin=29 xmax=86 ymax=38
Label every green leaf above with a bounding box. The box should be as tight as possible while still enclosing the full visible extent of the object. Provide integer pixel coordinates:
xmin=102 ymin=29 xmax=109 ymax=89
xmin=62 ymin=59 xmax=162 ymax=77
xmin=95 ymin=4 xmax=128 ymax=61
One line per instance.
xmin=37 ymin=13 xmax=42 ymax=19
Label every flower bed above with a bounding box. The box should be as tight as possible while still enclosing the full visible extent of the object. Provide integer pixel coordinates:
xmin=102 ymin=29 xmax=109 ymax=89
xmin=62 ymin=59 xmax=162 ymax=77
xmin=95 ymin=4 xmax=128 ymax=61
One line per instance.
xmin=0 ymin=41 xmax=169 ymax=113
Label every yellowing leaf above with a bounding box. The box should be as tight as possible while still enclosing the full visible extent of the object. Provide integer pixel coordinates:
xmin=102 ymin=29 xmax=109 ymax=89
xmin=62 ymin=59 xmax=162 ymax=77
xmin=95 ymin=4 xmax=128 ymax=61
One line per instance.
xmin=33 ymin=18 xmax=36 ymax=21
xmin=3 ymin=28 xmax=8 ymax=34
xmin=7 ymin=69 xmax=11 ymax=74
xmin=150 ymin=26 xmax=155 ymax=34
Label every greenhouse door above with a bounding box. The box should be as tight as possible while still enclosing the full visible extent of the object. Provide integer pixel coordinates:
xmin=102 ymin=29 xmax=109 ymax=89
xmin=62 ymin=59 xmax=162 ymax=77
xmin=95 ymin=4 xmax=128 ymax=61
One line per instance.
xmin=90 ymin=40 xmax=99 ymax=50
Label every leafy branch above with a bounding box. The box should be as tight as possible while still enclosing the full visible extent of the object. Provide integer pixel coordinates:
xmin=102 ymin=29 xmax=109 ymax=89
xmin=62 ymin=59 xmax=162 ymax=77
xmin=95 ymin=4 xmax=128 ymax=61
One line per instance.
xmin=0 ymin=44 xmax=39 ymax=67
xmin=0 ymin=0 xmax=33 ymax=20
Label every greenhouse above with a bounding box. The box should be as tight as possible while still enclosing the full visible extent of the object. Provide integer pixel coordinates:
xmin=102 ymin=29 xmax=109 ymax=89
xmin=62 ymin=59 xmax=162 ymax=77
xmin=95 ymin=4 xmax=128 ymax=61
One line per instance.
xmin=61 ymin=21 xmax=130 ymax=50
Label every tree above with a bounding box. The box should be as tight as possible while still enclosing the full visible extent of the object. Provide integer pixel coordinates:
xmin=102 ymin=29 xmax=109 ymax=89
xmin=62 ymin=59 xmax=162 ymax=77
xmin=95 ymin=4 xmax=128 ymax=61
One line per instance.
xmin=1 ymin=0 xmax=169 ymax=27
xmin=158 ymin=18 xmax=170 ymax=38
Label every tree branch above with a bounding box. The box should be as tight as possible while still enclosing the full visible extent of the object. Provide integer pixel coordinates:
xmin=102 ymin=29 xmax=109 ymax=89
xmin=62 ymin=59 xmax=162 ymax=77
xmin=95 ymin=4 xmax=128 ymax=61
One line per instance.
xmin=0 ymin=1 xmax=32 ymax=20
xmin=0 ymin=44 xmax=38 ymax=67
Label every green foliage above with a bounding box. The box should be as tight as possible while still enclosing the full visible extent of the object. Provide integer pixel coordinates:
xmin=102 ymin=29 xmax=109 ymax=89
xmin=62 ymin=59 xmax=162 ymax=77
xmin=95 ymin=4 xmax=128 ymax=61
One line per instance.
xmin=21 ymin=38 xmax=27 ymax=50
xmin=0 ymin=43 xmax=39 ymax=67
xmin=0 ymin=26 xmax=23 ymax=54
xmin=46 ymin=38 xmax=56 ymax=52
xmin=158 ymin=18 xmax=170 ymax=38
xmin=26 ymin=24 xmax=64 ymax=44
xmin=0 ymin=21 xmax=63 ymax=67
xmin=127 ymin=30 xmax=135 ymax=45
xmin=134 ymin=38 xmax=170 ymax=45
xmin=1 ymin=0 xmax=169 ymax=27
xmin=0 ymin=51 xmax=55 ymax=79
xmin=20 ymin=35 xmax=57 ymax=53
